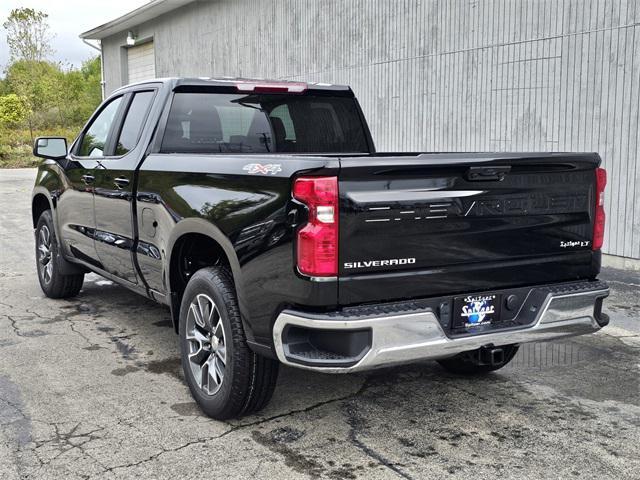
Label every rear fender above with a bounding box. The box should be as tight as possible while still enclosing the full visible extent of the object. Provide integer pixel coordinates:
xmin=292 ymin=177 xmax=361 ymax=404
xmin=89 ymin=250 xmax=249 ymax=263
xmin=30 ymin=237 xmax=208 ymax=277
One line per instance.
xmin=165 ymin=218 xmax=249 ymax=333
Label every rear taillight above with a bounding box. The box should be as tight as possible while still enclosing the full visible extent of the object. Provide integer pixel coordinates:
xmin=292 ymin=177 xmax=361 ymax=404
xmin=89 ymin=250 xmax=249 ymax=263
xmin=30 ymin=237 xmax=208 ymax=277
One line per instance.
xmin=293 ymin=176 xmax=338 ymax=277
xmin=592 ymin=167 xmax=607 ymax=251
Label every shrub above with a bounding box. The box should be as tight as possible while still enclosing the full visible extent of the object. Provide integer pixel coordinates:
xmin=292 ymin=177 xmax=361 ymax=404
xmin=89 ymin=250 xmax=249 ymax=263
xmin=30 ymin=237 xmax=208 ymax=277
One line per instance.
xmin=0 ymin=126 xmax=80 ymax=168
xmin=0 ymin=94 xmax=30 ymax=127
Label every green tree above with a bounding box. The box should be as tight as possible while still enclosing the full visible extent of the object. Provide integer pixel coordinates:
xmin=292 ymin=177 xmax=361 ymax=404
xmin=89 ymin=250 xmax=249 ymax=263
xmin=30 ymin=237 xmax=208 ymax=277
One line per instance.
xmin=50 ymin=58 xmax=102 ymax=126
xmin=0 ymin=93 xmax=30 ymax=127
xmin=0 ymin=8 xmax=103 ymax=166
xmin=2 ymin=8 xmax=53 ymax=62
xmin=2 ymin=57 xmax=102 ymax=138
xmin=0 ymin=77 xmax=10 ymax=96
xmin=81 ymin=57 xmax=103 ymax=110
xmin=4 ymin=60 xmax=64 ymax=139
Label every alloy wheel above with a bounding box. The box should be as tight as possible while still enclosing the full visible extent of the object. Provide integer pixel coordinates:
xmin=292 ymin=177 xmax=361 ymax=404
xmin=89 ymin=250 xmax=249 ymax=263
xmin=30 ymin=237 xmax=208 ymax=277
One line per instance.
xmin=185 ymin=293 xmax=227 ymax=395
xmin=37 ymin=225 xmax=53 ymax=284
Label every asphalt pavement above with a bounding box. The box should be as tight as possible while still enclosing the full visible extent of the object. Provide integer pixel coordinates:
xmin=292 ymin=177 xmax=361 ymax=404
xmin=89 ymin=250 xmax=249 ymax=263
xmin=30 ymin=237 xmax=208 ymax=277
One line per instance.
xmin=1 ymin=168 xmax=638 ymax=479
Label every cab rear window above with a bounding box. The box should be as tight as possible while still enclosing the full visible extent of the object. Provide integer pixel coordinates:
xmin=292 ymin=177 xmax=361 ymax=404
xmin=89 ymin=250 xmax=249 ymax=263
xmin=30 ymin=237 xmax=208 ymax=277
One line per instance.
xmin=160 ymin=92 xmax=369 ymax=154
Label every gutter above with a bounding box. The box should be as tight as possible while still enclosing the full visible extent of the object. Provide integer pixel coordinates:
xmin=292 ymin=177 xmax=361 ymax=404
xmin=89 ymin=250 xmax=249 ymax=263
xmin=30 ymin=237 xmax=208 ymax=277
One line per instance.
xmin=82 ymin=38 xmax=106 ymax=100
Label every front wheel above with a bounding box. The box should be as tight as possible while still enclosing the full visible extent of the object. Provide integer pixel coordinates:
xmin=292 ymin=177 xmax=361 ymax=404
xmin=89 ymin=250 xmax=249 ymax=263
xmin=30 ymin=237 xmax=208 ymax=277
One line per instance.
xmin=35 ymin=210 xmax=84 ymax=299
xmin=437 ymin=344 xmax=520 ymax=374
xmin=179 ymin=267 xmax=279 ymax=419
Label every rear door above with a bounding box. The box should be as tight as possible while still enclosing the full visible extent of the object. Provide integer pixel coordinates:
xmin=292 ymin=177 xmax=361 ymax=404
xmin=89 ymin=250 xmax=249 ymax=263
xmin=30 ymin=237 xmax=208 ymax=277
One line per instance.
xmin=92 ymin=89 xmax=157 ymax=284
xmin=338 ymin=153 xmax=600 ymax=305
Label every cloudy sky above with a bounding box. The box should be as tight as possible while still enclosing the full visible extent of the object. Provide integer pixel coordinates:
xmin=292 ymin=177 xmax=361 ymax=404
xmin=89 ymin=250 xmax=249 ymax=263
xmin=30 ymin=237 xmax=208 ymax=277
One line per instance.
xmin=1 ymin=0 xmax=149 ymax=72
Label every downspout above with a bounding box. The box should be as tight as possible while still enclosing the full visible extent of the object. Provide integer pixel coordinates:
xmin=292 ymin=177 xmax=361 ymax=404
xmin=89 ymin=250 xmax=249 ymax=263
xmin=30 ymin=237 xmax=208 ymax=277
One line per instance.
xmin=82 ymin=38 xmax=106 ymax=100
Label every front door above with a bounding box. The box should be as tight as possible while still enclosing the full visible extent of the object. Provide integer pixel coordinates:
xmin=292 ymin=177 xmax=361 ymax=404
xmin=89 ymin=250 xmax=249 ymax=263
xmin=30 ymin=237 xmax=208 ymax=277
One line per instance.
xmin=93 ymin=90 xmax=156 ymax=284
xmin=58 ymin=95 xmax=124 ymax=267
xmin=55 ymin=157 xmax=100 ymax=266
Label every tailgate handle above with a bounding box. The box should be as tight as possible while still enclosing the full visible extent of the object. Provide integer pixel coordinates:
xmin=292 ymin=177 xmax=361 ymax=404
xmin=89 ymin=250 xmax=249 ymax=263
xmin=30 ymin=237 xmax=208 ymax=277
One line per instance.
xmin=466 ymin=166 xmax=511 ymax=182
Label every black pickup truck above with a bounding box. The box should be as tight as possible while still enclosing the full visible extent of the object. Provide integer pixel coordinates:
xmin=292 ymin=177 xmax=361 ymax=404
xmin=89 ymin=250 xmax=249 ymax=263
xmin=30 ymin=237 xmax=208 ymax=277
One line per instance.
xmin=31 ymin=78 xmax=609 ymax=419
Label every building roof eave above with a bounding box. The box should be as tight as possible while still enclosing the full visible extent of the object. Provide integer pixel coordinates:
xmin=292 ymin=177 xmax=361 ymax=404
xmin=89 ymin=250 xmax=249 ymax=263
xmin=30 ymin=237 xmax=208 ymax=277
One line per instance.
xmin=79 ymin=0 xmax=196 ymax=40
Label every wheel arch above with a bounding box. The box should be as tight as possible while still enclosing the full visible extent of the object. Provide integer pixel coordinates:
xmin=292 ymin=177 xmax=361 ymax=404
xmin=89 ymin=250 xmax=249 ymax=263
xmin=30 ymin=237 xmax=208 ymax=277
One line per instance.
xmin=32 ymin=191 xmax=54 ymax=228
xmin=32 ymin=164 xmax=65 ymax=229
xmin=166 ymin=219 xmax=247 ymax=335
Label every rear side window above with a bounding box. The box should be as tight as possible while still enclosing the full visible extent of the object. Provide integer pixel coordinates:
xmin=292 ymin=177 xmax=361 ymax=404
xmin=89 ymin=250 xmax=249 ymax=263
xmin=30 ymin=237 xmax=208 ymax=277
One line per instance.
xmin=161 ymin=92 xmax=369 ymax=154
xmin=115 ymin=91 xmax=155 ymax=156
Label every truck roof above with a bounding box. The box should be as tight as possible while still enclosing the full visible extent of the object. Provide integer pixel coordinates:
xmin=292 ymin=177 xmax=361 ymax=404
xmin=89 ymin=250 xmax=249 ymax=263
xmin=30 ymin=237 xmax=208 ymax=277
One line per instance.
xmin=112 ymin=77 xmax=352 ymax=95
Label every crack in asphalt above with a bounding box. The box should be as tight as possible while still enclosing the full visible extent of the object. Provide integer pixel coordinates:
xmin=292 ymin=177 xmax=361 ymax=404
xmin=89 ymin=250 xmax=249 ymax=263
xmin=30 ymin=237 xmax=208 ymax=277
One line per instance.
xmin=0 ymin=396 xmax=29 ymax=424
xmin=4 ymin=315 xmax=47 ymax=338
xmin=344 ymin=400 xmax=415 ymax=480
xmin=31 ymin=422 xmax=106 ymax=464
xmin=0 ymin=300 xmax=15 ymax=309
xmin=2 ymin=301 xmax=105 ymax=349
xmin=88 ymin=380 xmax=376 ymax=477
xmin=3 ymin=313 xmax=91 ymax=343
xmin=95 ymin=433 xmax=229 ymax=477
xmin=5 ymin=315 xmax=24 ymax=337
xmin=24 ymin=416 xmax=147 ymax=478
xmin=225 ymin=374 xmax=424 ymax=479
xmin=23 ymin=308 xmax=45 ymax=319
xmin=222 ymin=387 xmax=370 ymax=436
xmin=68 ymin=321 xmax=95 ymax=347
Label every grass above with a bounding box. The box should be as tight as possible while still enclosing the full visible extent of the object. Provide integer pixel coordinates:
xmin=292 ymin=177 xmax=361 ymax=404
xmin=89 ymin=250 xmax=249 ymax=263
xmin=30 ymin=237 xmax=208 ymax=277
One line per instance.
xmin=0 ymin=127 xmax=80 ymax=168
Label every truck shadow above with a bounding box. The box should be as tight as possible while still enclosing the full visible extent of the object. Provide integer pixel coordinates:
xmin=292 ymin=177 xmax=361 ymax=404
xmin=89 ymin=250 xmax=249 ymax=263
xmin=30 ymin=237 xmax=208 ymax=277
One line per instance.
xmin=75 ymin=273 xmax=629 ymax=418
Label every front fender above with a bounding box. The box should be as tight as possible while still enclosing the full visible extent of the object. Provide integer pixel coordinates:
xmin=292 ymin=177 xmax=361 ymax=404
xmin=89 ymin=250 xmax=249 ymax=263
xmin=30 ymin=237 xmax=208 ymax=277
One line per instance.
xmin=32 ymin=162 xmax=65 ymax=234
xmin=32 ymin=166 xmax=87 ymax=276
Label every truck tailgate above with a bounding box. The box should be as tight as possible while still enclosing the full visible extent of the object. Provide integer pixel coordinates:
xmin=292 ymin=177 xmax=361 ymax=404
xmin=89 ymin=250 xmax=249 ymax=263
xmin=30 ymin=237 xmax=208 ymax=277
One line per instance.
xmin=338 ymin=153 xmax=601 ymax=305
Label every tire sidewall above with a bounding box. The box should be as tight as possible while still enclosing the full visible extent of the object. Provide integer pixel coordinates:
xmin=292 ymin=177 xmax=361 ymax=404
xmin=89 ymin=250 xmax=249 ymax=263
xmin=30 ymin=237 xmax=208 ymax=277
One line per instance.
xmin=35 ymin=210 xmax=59 ymax=295
xmin=178 ymin=269 xmax=246 ymax=417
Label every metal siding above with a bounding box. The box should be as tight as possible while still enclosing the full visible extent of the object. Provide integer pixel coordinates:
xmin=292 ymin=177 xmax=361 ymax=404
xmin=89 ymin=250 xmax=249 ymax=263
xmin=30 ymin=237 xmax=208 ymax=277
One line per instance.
xmin=100 ymin=0 xmax=640 ymax=259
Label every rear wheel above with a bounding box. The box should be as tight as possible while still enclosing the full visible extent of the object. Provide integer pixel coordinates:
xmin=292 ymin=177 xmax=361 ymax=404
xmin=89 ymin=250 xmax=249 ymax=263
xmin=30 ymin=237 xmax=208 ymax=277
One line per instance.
xmin=35 ymin=210 xmax=84 ymax=299
xmin=179 ymin=267 xmax=279 ymax=419
xmin=437 ymin=344 xmax=519 ymax=374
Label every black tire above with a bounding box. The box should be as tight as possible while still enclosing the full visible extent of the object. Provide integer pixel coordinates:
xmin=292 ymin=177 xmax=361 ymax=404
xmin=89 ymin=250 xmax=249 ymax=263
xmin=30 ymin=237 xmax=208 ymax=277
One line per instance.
xmin=35 ymin=210 xmax=84 ymax=299
xmin=179 ymin=267 xmax=279 ymax=420
xmin=437 ymin=344 xmax=520 ymax=374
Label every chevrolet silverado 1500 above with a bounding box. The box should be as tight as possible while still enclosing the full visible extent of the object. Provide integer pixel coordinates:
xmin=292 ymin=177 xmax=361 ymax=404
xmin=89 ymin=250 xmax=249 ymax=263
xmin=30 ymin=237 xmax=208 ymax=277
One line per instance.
xmin=31 ymin=78 xmax=609 ymax=419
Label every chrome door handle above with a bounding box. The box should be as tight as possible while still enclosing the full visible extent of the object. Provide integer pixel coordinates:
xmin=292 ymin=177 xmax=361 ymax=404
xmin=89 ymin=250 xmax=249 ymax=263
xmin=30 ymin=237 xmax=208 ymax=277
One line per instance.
xmin=81 ymin=174 xmax=95 ymax=184
xmin=114 ymin=177 xmax=130 ymax=188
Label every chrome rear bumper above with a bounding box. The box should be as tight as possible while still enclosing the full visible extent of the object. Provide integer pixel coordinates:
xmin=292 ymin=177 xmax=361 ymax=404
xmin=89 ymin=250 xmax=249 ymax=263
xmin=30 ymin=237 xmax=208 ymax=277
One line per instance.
xmin=272 ymin=281 xmax=609 ymax=373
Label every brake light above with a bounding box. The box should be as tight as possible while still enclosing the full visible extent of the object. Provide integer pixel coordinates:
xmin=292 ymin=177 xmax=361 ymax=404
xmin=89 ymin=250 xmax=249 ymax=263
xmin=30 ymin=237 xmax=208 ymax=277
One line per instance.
xmin=293 ymin=176 xmax=338 ymax=277
xmin=592 ymin=167 xmax=607 ymax=251
xmin=235 ymin=81 xmax=307 ymax=94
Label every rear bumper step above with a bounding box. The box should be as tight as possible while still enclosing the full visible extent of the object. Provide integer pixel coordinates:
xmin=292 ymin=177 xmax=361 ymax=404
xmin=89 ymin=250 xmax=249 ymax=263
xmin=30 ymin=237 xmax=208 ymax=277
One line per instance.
xmin=272 ymin=280 xmax=609 ymax=373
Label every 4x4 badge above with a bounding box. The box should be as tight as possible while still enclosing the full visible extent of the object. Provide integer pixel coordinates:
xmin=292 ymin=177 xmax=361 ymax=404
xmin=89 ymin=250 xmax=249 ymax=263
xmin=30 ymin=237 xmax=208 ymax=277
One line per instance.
xmin=243 ymin=163 xmax=282 ymax=175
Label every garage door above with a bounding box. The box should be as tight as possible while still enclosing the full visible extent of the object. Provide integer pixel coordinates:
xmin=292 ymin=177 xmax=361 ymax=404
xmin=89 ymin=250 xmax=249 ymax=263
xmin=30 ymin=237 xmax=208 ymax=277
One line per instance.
xmin=127 ymin=42 xmax=155 ymax=84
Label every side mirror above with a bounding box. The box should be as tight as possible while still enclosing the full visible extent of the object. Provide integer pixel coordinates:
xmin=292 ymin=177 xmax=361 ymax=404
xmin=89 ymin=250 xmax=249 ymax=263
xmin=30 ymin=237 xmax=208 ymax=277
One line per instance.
xmin=33 ymin=137 xmax=68 ymax=160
